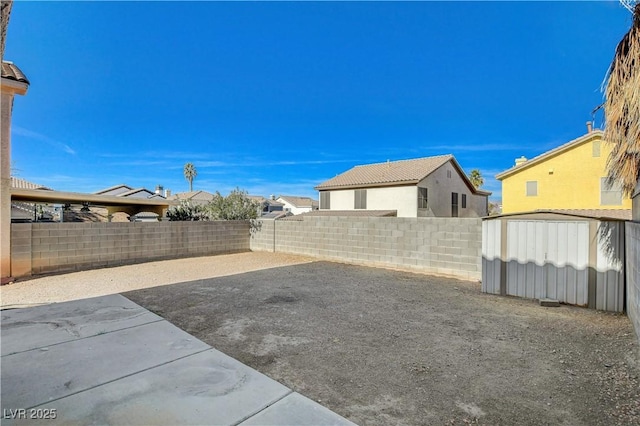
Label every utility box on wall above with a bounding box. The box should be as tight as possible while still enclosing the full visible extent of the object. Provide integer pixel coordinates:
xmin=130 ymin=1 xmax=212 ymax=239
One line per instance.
xmin=482 ymin=211 xmax=626 ymax=312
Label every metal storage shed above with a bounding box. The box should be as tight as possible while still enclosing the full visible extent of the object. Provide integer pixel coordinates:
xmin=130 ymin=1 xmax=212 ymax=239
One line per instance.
xmin=482 ymin=211 xmax=627 ymax=312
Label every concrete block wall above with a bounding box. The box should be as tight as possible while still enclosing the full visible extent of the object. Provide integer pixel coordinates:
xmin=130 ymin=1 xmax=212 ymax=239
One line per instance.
xmin=250 ymin=216 xmax=482 ymax=280
xmin=11 ymin=221 xmax=250 ymax=277
xmin=626 ymin=222 xmax=640 ymax=343
xmin=250 ymin=220 xmax=275 ymax=252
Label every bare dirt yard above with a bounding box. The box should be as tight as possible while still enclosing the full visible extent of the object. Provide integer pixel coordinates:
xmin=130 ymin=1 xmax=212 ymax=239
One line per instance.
xmin=123 ymin=260 xmax=640 ymax=426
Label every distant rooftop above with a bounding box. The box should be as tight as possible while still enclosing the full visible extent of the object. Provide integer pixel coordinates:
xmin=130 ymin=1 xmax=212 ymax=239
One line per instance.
xmin=10 ymin=176 xmax=50 ymax=190
xmin=1 ymin=61 xmax=29 ymax=84
xmin=316 ymin=155 xmax=452 ymax=190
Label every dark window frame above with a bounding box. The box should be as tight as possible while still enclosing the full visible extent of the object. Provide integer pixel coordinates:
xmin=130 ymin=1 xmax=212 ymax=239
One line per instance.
xmin=320 ymin=192 xmax=331 ymax=209
xmin=354 ymin=189 xmax=367 ymax=209
xmin=418 ymin=187 xmax=428 ymax=209
xmin=451 ymin=192 xmax=459 ymax=217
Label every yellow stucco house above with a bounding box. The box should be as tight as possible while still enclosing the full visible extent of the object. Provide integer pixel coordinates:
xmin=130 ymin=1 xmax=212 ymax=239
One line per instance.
xmin=496 ymin=128 xmax=632 ymax=217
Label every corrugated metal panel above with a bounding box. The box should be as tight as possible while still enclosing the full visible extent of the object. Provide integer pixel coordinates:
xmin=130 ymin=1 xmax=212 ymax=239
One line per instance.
xmin=506 ymin=220 xmax=589 ymax=305
xmin=506 ymin=221 xmax=546 ymax=299
xmin=545 ymin=221 xmax=589 ymax=306
xmin=482 ymin=220 xmax=501 ymax=295
xmin=595 ymin=221 xmax=625 ymax=312
xmin=483 ymin=218 xmax=624 ymax=312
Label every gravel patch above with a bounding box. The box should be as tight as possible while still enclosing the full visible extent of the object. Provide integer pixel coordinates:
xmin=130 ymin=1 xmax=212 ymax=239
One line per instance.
xmin=0 ymin=252 xmax=312 ymax=309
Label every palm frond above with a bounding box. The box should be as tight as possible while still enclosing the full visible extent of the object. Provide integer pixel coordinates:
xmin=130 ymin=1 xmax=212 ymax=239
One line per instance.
xmin=604 ymin=3 xmax=640 ymax=196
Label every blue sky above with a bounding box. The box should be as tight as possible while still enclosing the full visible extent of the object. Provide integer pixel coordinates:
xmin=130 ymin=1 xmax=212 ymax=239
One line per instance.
xmin=5 ymin=1 xmax=632 ymax=200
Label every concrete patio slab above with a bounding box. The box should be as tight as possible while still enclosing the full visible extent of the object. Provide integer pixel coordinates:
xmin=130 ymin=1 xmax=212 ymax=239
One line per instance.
xmin=1 ymin=294 xmax=355 ymax=425
xmin=31 ymin=349 xmax=292 ymax=425
xmin=239 ymin=392 xmax=357 ymax=426
xmin=0 ymin=294 xmax=162 ymax=356
xmin=2 ymin=320 xmax=210 ymax=409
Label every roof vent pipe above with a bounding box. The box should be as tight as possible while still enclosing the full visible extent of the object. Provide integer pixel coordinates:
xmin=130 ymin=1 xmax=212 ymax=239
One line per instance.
xmin=586 ymin=121 xmax=593 ymax=133
xmin=515 ymin=156 xmax=527 ymax=167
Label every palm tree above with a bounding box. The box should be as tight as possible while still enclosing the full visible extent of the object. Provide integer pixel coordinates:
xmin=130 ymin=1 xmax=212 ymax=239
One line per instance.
xmin=469 ymin=169 xmax=484 ymax=189
xmin=1 ymin=0 xmax=13 ymax=62
xmin=603 ymin=2 xmax=640 ymax=196
xmin=183 ymin=162 xmax=197 ymax=192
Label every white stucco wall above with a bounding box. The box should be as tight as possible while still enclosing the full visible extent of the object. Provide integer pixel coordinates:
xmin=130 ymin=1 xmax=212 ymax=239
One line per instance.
xmin=326 ymin=189 xmax=355 ymax=210
xmin=320 ymin=186 xmax=417 ymax=217
xmin=276 ymin=198 xmax=313 ymax=215
xmin=367 ymin=186 xmax=417 ymax=217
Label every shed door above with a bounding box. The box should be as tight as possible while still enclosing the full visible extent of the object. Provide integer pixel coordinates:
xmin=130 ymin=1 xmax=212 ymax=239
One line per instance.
xmin=506 ymin=220 xmax=589 ymax=305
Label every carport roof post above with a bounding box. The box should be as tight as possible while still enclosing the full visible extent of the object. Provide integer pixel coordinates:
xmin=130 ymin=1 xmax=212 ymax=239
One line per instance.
xmin=1 ymin=62 xmax=29 ymax=283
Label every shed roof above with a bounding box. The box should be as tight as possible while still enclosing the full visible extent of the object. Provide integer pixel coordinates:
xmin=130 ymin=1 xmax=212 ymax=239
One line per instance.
xmin=484 ymin=209 xmax=631 ymax=221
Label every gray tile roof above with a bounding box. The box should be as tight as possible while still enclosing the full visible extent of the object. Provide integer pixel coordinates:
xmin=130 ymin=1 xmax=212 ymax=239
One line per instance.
xmin=277 ymin=195 xmax=318 ymax=208
xmin=10 ymin=176 xmax=50 ymax=190
xmin=315 ymin=155 xmax=452 ymax=190
xmin=1 ymin=61 xmax=29 ymax=84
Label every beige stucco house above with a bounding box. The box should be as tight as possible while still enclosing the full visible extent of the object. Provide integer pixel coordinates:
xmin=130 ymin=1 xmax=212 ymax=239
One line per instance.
xmin=315 ymin=155 xmax=490 ymax=218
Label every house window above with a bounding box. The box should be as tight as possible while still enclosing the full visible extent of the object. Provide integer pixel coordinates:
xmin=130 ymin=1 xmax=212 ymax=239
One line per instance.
xmin=601 ymin=178 xmax=622 ymax=205
xmin=526 ymin=181 xmax=538 ymax=196
xmin=462 ymin=194 xmax=467 ymax=208
xmin=593 ymin=140 xmax=601 ymax=157
xmin=451 ymin=192 xmax=459 ymax=217
xmin=320 ymin=192 xmax=331 ymax=209
xmin=354 ymin=189 xmax=367 ymax=209
xmin=418 ymin=187 xmax=428 ymax=209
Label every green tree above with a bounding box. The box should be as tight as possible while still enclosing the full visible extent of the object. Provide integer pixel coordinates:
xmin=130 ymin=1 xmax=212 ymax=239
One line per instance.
xmin=205 ymin=188 xmax=260 ymax=220
xmin=166 ymin=200 xmax=204 ymax=221
xmin=183 ymin=162 xmax=197 ymax=192
xmin=468 ymin=169 xmax=484 ymax=189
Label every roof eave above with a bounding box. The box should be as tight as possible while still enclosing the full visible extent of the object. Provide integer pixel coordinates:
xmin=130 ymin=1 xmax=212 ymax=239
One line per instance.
xmin=495 ymin=131 xmax=604 ymax=180
xmin=315 ymin=180 xmax=420 ymax=191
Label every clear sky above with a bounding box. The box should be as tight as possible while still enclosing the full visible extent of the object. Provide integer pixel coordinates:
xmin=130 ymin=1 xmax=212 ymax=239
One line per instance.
xmin=4 ymin=1 xmax=633 ymax=200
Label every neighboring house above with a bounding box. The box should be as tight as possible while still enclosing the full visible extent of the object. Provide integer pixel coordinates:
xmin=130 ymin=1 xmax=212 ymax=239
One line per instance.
xmin=168 ymin=190 xmax=215 ymax=206
xmin=314 ymin=155 xmax=490 ymax=218
xmin=95 ymin=184 xmax=166 ymax=200
xmin=10 ymin=177 xmax=53 ymax=222
xmin=276 ymin=195 xmax=319 ymax=215
xmin=496 ymin=129 xmax=633 ymax=216
xmin=90 ymin=184 xmax=166 ymax=221
xmin=248 ymin=195 xmax=285 ymax=216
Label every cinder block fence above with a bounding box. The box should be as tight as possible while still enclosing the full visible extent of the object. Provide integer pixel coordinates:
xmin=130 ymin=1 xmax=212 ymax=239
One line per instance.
xmin=10 ymin=221 xmax=250 ymax=277
xmin=251 ymin=216 xmax=483 ymax=280
xmin=627 ymin=222 xmax=640 ymax=343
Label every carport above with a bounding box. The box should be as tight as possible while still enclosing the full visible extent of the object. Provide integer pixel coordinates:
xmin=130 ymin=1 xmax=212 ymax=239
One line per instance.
xmin=482 ymin=210 xmax=627 ymax=312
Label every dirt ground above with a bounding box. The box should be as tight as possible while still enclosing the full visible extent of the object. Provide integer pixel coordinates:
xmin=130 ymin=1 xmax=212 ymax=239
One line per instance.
xmin=124 ymin=261 xmax=640 ymax=426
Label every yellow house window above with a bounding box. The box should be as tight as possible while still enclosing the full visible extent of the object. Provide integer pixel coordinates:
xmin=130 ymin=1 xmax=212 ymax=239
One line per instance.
xmin=601 ymin=178 xmax=622 ymax=205
xmin=526 ymin=181 xmax=538 ymax=196
xmin=592 ymin=140 xmax=601 ymax=157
